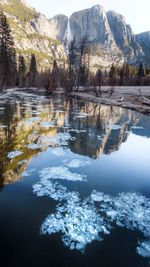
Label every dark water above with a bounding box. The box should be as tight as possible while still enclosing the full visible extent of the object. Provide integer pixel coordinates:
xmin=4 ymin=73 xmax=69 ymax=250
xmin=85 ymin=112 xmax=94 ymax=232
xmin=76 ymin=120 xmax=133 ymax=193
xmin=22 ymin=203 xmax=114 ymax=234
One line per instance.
xmin=0 ymin=89 xmax=150 ymax=267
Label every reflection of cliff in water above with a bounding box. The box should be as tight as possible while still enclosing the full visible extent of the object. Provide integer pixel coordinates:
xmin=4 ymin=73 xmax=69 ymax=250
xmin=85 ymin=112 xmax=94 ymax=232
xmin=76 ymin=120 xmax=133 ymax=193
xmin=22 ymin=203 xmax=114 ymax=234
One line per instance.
xmin=68 ymin=100 xmax=147 ymax=158
xmin=0 ymin=92 xmax=149 ymax=186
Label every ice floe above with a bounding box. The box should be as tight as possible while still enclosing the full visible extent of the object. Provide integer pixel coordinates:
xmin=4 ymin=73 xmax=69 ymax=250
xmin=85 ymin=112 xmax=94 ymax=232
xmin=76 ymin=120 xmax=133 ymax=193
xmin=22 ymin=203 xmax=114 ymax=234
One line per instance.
xmin=109 ymin=193 xmax=150 ymax=237
xmin=41 ymin=194 xmax=110 ymax=251
xmin=56 ymin=132 xmax=71 ymax=146
xmin=131 ymin=126 xmax=144 ymax=130
xmin=22 ymin=168 xmax=36 ymax=177
xmin=33 ymin=180 xmax=69 ymax=201
xmin=39 ymin=121 xmax=56 ymax=128
xmin=107 ymin=124 xmax=121 ymax=130
xmin=39 ymin=166 xmax=87 ymax=182
xmin=75 ymin=113 xmax=91 ymax=118
xmin=24 ymin=117 xmax=41 ymax=125
xmin=51 ymin=147 xmax=67 ymax=157
xmin=18 ymin=160 xmax=28 ymax=165
xmin=64 ymin=159 xmax=90 ymax=168
xmin=137 ymin=239 xmax=150 ymax=258
xmin=28 ymin=143 xmax=40 ymax=150
xmin=7 ymin=150 xmax=23 ymax=159
xmin=33 ymin=172 xmax=150 ymax=257
xmin=42 ymin=132 xmax=71 ymax=147
xmin=0 ymin=124 xmax=8 ymax=129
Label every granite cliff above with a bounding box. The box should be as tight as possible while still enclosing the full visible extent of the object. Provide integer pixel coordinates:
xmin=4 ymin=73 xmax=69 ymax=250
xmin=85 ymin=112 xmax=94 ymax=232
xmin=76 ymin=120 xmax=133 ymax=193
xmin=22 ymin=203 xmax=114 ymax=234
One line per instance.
xmin=0 ymin=0 xmax=149 ymax=70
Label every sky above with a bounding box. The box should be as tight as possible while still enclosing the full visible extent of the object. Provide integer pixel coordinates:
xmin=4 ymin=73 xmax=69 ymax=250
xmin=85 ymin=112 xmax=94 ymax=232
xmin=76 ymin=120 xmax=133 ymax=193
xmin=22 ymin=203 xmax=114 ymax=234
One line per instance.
xmin=27 ymin=0 xmax=150 ymax=34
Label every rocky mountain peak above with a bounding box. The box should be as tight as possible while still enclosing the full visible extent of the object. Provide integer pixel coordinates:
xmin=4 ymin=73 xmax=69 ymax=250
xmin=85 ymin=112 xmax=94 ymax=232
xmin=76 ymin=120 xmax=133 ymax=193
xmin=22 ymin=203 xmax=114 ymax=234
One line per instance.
xmin=106 ymin=10 xmax=144 ymax=63
xmin=66 ymin=5 xmax=116 ymax=47
xmin=49 ymin=14 xmax=68 ymax=42
xmin=136 ymin=31 xmax=150 ymax=63
xmin=0 ymin=2 xmax=149 ymax=70
xmin=136 ymin=31 xmax=150 ymax=41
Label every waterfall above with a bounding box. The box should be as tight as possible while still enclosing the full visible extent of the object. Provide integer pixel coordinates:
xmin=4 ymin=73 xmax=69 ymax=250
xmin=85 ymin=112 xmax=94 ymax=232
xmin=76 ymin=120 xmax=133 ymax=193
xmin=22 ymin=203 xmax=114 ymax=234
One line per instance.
xmin=64 ymin=18 xmax=73 ymax=52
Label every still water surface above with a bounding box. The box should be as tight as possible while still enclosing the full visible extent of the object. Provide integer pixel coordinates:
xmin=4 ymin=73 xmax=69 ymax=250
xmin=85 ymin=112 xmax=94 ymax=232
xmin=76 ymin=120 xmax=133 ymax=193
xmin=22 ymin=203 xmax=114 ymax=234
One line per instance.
xmin=0 ymin=89 xmax=150 ymax=267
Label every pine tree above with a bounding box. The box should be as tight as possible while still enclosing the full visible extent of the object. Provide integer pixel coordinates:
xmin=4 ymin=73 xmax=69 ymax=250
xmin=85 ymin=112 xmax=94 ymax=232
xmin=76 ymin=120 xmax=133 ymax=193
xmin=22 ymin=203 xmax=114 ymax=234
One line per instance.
xmin=125 ymin=64 xmax=130 ymax=85
xmin=0 ymin=9 xmax=17 ymax=89
xmin=18 ymin=54 xmax=26 ymax=88
xmin=137 ymin=62 xmax=145 ymax=77
xmin=109 ymin=64 xmax=117 ymax=86
xmin=96 ymin=69 xmax=103 ymax=97
xmin=68 ymin=40 xmax=76 ymax=68
xmin=119 ymin=66 xmax=125 ymax=86
xmin=79 ymin=65 xmax=87 ymax=86
xmin=28 ymin=54 xmax=37 ymax=87
xmin=52 ymin=60 xmax=60 ymax=88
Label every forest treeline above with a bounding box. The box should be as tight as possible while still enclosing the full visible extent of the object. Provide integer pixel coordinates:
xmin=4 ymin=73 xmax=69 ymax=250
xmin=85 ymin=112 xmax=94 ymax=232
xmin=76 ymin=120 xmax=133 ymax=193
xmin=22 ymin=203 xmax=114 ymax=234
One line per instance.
xmin=0 ymin=9 xmax=150 ymax=93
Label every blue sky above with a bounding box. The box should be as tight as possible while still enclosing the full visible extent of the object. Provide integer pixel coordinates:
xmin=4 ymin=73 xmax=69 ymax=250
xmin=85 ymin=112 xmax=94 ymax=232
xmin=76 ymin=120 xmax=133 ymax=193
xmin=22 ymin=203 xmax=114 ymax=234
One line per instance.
xmin=27 ymin=0 xmax=150 ymax=34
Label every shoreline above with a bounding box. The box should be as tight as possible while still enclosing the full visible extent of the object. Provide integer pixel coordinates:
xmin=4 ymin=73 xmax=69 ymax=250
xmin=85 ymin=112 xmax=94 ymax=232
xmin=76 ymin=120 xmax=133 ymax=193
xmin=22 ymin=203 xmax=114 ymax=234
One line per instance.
xmin=0 ymin=86 xmax=150 ymax=115
xmin=70 ymin=87 xmax=150 ymax=115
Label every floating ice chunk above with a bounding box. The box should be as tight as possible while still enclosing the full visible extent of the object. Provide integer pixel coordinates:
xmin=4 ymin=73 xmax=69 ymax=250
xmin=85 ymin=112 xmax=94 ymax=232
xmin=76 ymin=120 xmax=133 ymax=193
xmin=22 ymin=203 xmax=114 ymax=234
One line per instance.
xmin=51 ymin=147 xmax=66 ymax=157
xmin=24 ymin=117 xmax=41 ymax=125
xmin=39 ymin=121 xmax=56 ymax=127
xmin=41 ymin=195 xmax=110 ymax=251
xmin=38 ymin=136 xmax=57 ymax=147
xmin=137 ymin=239 xmax=150 ymax=258
xmin=112 ymin=193 xmax=150 ymax=237
xmin=106 ymin=210 xmax=117 ymax=219
xmin=22 ymin=168 xmax=36 ymax=177
xmin=70 ymin=137 xmax=76 ymax=141
xmin=65 ymin=159 xmax=90 ymax=168
xmin=18 ymin=160 xmax=28 ymax=165
xmin=75 ymin=113 xmax=91 ymax=118
xmin=7 ymin=150 xmax=23 ymax=159
xmin=31 ymin=132 xmax=71 ymax=149
xmin=90 ymin=191 xmax=150 ymax=255
xmin=91 ymin=191 xmax=104 ymax=202
xmin=107 ymin=124 xmax=121 ymax=130
xmin=56 ymin=132 xmax=71 ymax=146
xmin=131 ymin=126 xmax=143 ymax=130
xmin=43 ymin=132 xmax=71 ymax=147
xmin=33 ymin=180 xmax=68 ymax=201
xmin=0 ymin=124 xmax=7 ymax=128
xmin=32 ymin=111 xmax=41 ymax=115
xmin=90 ymin=190 xmax=111 ymax=204
xmin=97 ymin=135 xmax=102 ymax=140
xmin=39 ymin=166 xmax=86 ymax=182
xmin=33 ymin=169 xmax=150 ymax=256
xmin=55 ymin=110 xmax=64 ymax=113
xmin=28 ymin=143 xmax=40 ymax=150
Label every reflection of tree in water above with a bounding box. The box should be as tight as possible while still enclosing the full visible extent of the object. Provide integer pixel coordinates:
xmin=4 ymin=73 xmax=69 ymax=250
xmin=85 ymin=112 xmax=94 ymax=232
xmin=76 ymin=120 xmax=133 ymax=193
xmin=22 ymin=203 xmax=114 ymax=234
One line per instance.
xmin=0 ymin=98 xmax=58 ymax=186
xmin=0 ymin=92 xmax=148 ymax=186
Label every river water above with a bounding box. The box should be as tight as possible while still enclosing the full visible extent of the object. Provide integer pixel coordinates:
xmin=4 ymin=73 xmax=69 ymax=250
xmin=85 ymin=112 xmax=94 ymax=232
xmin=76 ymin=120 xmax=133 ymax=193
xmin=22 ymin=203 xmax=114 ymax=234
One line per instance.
xmin=0 ymin=89 xmax=150 ymax=267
